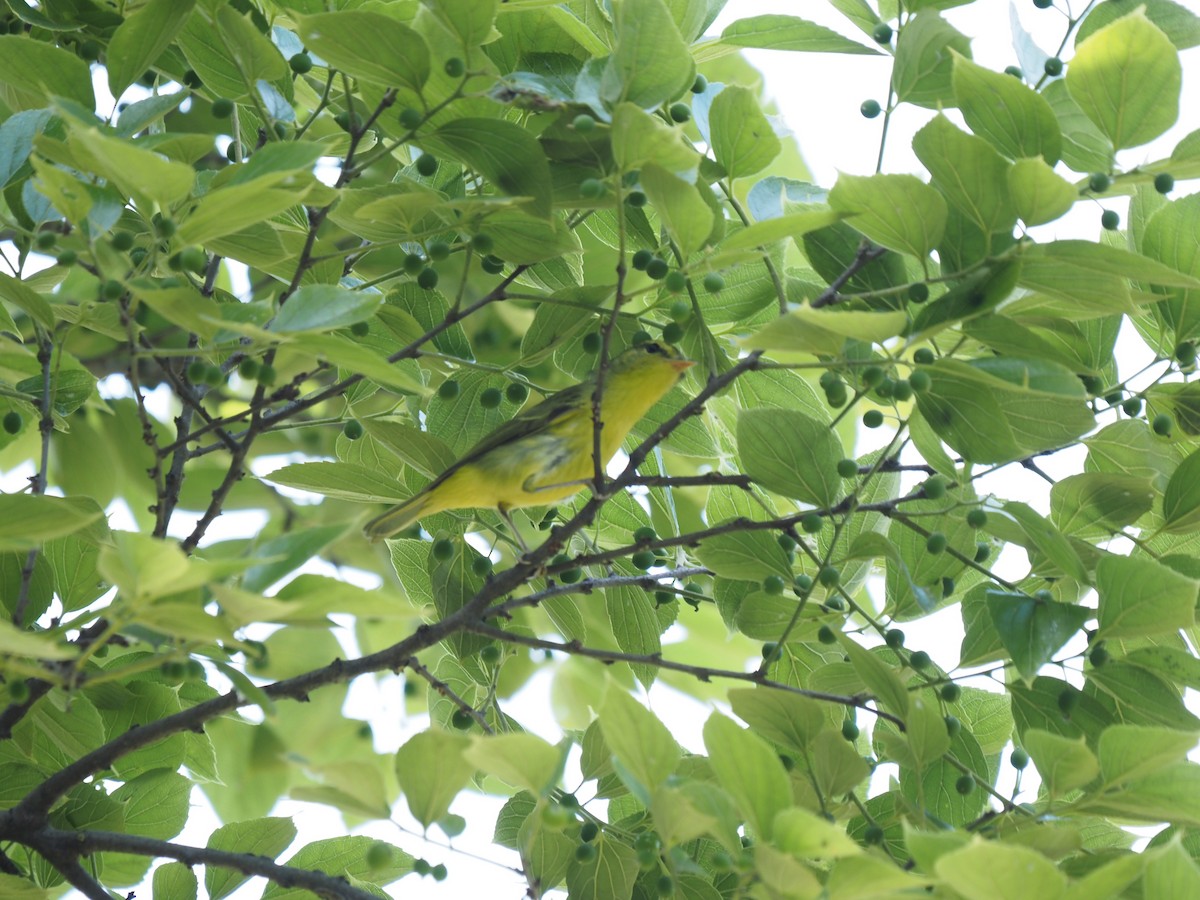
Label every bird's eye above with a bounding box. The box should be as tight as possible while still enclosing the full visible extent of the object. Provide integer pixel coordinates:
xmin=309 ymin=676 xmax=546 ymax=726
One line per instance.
xmin=645 ymin=342 xmax=663 ymax=355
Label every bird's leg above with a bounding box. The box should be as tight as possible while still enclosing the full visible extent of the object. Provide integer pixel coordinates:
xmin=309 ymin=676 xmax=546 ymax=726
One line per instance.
xmin=499 ymin=504 xmax=530 ymax=556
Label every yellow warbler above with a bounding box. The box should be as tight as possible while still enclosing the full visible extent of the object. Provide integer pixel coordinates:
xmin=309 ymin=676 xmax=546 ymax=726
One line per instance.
xmin=363 ymin=342 xmax=694 ymax=540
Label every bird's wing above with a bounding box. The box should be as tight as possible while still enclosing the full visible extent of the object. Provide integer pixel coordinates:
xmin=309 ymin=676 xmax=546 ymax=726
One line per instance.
xmin=426 ymin=381 xmax=590 ymax=486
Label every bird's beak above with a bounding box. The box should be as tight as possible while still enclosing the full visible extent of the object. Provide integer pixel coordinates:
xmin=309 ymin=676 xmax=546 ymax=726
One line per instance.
xmin=671 ymin=360 xmax=696 ymax=373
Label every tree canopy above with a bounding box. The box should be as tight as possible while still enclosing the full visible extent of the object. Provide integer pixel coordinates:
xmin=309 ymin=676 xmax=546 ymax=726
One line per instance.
xmin=1 ymin=0 xmax=1200 ymax=898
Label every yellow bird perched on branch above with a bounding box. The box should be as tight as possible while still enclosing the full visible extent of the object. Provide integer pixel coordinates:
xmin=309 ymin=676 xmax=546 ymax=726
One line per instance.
xmin=363 ymin=342 xmax=694 ymax=541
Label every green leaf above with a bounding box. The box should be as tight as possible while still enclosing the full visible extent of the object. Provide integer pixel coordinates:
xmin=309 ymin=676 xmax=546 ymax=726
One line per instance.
xmin=264 ymin=836 xmax=412 ymax=899
xmin=176 ymin=181 xmax=306 ymax=246
xmin=914 ymin=358 xmax=1094 ymax=465
xmin=935 ymin=840 xmax=1068 ymax=900
xmin=0 ymin=271 xmax=55 ymax=329
xmin=703 ymin=712 xmax=792 ymax=840
xmin=206 ymin=817 xmax=297 ymax=900
xmin=0 ymin=36 xmax=95 ymax=111
xmin=179 ymin=6 xmax=287 ymax=101
xmin=829 ymin=173 xmax=947 ymax=259
xmin=986 ymin=589 xmax=1091 ymax=681
xmin=839 ymin=638 xmax=909 ymax=717
xmin=811 ymin=728 xmax=871 ymax=798
xmin=611 ymin=103 xmax=698 ymax=175
xmin=1142 ymin=195 xmax=1200 ymax=343
xmin=772 ymin=807 xmax=861 ymax=859
xmin=737 ymin=408 xmax=843 ymax=506
xmin=1098 ymin=725 xmax=1199 ymax=787
xmin=0 ymin=618 xmax=72 ymax=661
xmin=1096 ymin=554 xmax=1197 ymax=639
xmin=297 ymin=12 xmax=429 ymax=90
xmin=1066 ymin=8 xmax=1181 ymax=149
xmin=421 ymin=0 xmax=497 ymax=49
xmin=1024 ymin=729 xmax=1100 ymax=797
xmin=0 ymin=495 xmax=101 ymax=551
xmin=1007 ymin=157 xmax=1077 ymax=227
xmin=1050 ymin=473 xmax=1155 ymax=535
xmin=1042 ymin=79 xmax=1115 ymax=173
xmin=394 ymin=730 xmax=474 ymax=828
xmin=1163 ymin=449 xmax=1200 ymax=533
xmin=708 ymin=85 xmax=781 ymax=179
xmin=153 ymin=863 xmax=198 ymax=900
xmin=744 ymin=307 xmax=908 ymax=355
xmin=1084 ymin=762 xmax=1200 ymax=826
xmin=290 ymin=334 xmax=428 ymax=396
xmin=906 ymin=694 xmax=952 ymax=769
xmin=565 ymin=836 xmax=639 ymax=900
xmin=600 ymin=0 xmax=693 ymax=110
xmin=1145 ymin=842 xmax=1200 ymax=900
xmin=598 ymin=687 xmax=681 ymax=799
xmin=912 ymin=114 xmax=1015 ymax=236
xmin=463 ymin=733 xmax=565 ymax=796
xmin=107 ymin=0 xmax=197 ymax=97
xmin=640 ymin=163 xmax=713 ymax=258
xmin=1077 ymin=0 xmax=1200 ymax=50
xmin=270 ymin=285 xmax=382 ymax=333
xmin=952 ymin=53 xmax=1062 ymax=163
xmin=892 ymin=13 xmax=972 ymax=108
xmin=110 ymin=769 xmax=192 ymax=839
xmin=728 ymin=687 xmax=826 ymax=755
xmin=701 ymin=14 xmax=879 ymax=61
xmin=1088 ymin=662 xmax=1200 ymax=731
xmin=695 ymin=525 xmax=793 ymax=581
xmin=423 ymin=118 xmax=552 ymax=217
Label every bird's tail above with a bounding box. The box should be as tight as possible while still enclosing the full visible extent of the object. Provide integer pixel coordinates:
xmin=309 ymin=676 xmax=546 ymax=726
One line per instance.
xmin=363 ymin=491 xmax=433 ymax=541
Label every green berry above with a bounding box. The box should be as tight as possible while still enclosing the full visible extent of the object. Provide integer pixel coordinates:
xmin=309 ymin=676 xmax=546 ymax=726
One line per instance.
xmin=631 ymin=550 xmax=656 ymax=570
xmin=909 ymin=650 xmax=931 ymax=670
xmin=661 ymin=322 xmax=684 ymax=344
xmin=668 ymin=299 xmax=691 ymax=323
xmin=559 ymin=566 xmax=582 ymax=584
xmin=762 ymin=575 xmax=785 ymax=595
xmin=1089 ymin=644 xmax=1109 ymax=667
xmin=941 ymin=683 xmax=961 ymax=702
xmin=955 ymin=774 xmax=975 ymax=795
xmin=645 ymin=257 xmax=669 ymax=280
xmin=432 ymin=539 xmax=455 ymax=561
xmin=631 ymin=249 xmax=653 ymax=270
xmin=417 ymin=267 xmax=439 ymax=290
xmin=413 ymin=858 xmax=431 ymax=875
xmin=925 ymin=532 xmax=947 ymax=554
xmin=402 ymin=252 xmax=425 ymax=275
xmin=703 ymin=272 xmax=724 ymax=293
xmin=1044 ymin=57 xmax=1063 ymax=76
xmin=1004 ymin=66 xmax=1023 ymax=79
xmin=342 ymin=419 xmax=364 ymax=440
xmin=2 ymin=411 xmax=22 ymax=434
xmin=1153 ymin=413 xmax=1173 ymax=436
xmin=111 ymin=231 xmax=135 ymax=252
xmin=664 ymin=270 xmax=687 ymax=293
xmin=427 ymin=240 xmax=450 ymax=261
xmin=669 ymin=102 xmax=690 ymax=123
xmin=966 ymin=509 xmax=987 ymax=529
xmin=633 ymin=526 xmax=657 ymax=543
xmin=761 ymin=641 xmax=780 ymax=661
xmin=34 ymin=230 xmax=55 ymax=250
xmin=580 ymin=822 xmax=599 ymax=842
xmin=656 ymin=874 xmax=674 ymax=897
xmin=481 ymin=255 xmax=505 ymax=274
xmin=892 ymin=380 xmax=913 ymax=402
xmin=863 ymin=824 xmax=884 ymax=845
xmin=399 ymin=107 xmax=422 ymax=129
xmin=837 ymin=458 xmax=859 ymax=478
xmin=923 ymin=476 xmax=948 ymax=500
xmin=908 ymin=282 xmax=930 ymax=303
xmin=873 ymin=23 xmax=893 ymax=43
xmin=885 ymin=628 xmax=905 ymax=649
xmin=100 ymin=279 xmax=124 ymax=301
xmin=416 ymin=153 xmax=438 ymax=176
xmin=470 ymin=233 xmax=494 ymax=254
xmin=212 ymin=97 xmax=234 ymax=118
xmin=626 ymin=190 xmax=647 ymax=207
xmin=1011 ymin=748 xmax=1030 ymax=769
xmin=825 ymin=383 xmax=848 ymax=407
xmin=817 ymin=625 xmax=837 ymax=644
xmin=350 ymin=320 xmax=370 ymax=338
xmin=818 ymin=565 xmax=840 ymax=588
xmin=1034 ymin=0 xmax=1053 ymax=6
xmin=1155 ymin=173 xmax=1175 ymax=194
xmin=1057 ymin=687 xmax=1079 ymax=715
xmin=801 ymin=513 xmax=823 ymax=534
xmin=451 ymin=708 xmax=473 ymax=729
xmin=186 ymin=360 xmax=207 ymax=383
xmin=944 ymin=715 xmax=961 ymax=737
xmin=437 ymin=380 xmax=460 ymax=401
xmin=860 ymin=99 xmax=881 ymax=118
xmin=913 ymin=348 xmax=936 ymax=365
xmin=579 ymin=178 xmax=605 ymax=199
xmin=1177 ymin=342 xmax=1197 ymax=365
xmin=289 ymin=52 xmax=313 ymax=74
xmin=505 ymin=383 xmax=528 ymax=404
xmin=472 ymin=555 xmax=492 ymax=576
xmin=575 ymin=843 xmax=597 ymax=862
xmin=179 ymin=246 xmax=206 ymax=273
xmin=572 ymin=113 xmax=596 ymax=132
xmin=1122 ymin=397 xmax=1142 ymax=416
xmin=7 ymin=678 xmax=30 ymax=703
xmin=691 ymin=74 xmax=707 ymax=93
xmin=480 ymin=387 xmax=503 ymax=409
xmin=56 ymin=249 xmax=77 ymax=266
xmin=841 ymin=719 xmax=859 ymax=740
xmin=862 ymin=409 xmax=884 ymax=429
xmin=1101 ymin=209 xmax=1120 ymax=230
xmin=777 ymin=534 xmax=797 ymax=552
xmin=1088 ymin=172 xmax=1111 ymax=193
xmin=444 ymin=57 xmax=465 ymax=78
xmin=973 ymin=542 xmax=990 ymax=563
xmin=793 ymin=574 xmax=814 ymax=594
xmin=581 ymin=332 xmax=602 ymax=353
